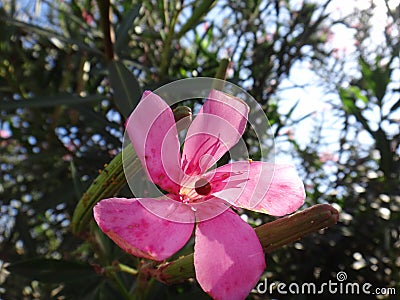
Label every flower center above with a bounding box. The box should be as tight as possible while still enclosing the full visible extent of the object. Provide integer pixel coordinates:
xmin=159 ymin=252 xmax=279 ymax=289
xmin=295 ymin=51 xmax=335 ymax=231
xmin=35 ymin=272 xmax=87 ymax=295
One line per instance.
xmin=194 ymin=178 xmax=212 ymax=196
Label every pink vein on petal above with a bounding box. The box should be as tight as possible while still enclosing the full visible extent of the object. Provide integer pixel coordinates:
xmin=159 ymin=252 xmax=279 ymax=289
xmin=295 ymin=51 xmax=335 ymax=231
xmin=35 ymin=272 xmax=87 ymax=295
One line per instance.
xmin=182 ymin=90 xmax=249 ymax=175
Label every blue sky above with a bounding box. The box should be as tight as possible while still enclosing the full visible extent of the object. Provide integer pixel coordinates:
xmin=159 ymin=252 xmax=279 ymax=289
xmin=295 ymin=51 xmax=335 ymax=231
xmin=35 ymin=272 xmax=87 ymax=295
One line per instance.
xmin=274 ymin=0 xmax=400 ymax=161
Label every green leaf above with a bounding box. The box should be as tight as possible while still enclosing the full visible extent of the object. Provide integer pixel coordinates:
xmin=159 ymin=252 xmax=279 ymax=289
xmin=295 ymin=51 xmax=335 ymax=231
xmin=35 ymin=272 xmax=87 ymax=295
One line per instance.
xmin=372 ymin=56 xmax=392 ymax=102
xmin=348 ymin=86 xmax=368 ymax=105
xmin=8 ymin=259 xmax=98 ymax=283
xmin=0 ymin=94 xmax=104 ymax=109
xmin=373 ymin=127 xmax=392 ymax=177
xmin=3 ymin=18 xmax=102 ymax=55
xmin=339 ymin=87 xmax=356 ymax=113
xmin=70 ymin=159 xmax=84 ymax=200
xmin=389 ymin=98 xmax=400 ymax=113
xmin=359 ymin=56 xmax=391 ymax=102
xmin=108 ymin=60 xmax=142 ymax=118
xmin=339 ymin=87 xmax=371 ymax=132
xmin=359 ymin=56 xmax=373 ymax=79
xmin=286 ymin=99 xmax=301 ymax=118
xmin=115 ymin=4 xmax=141 ymax=53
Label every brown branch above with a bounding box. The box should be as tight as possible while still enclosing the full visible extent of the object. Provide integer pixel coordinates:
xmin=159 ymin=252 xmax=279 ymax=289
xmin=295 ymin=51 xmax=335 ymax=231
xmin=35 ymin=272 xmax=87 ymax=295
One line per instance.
xmin=97 ymin=0 xmax=116 ymax=61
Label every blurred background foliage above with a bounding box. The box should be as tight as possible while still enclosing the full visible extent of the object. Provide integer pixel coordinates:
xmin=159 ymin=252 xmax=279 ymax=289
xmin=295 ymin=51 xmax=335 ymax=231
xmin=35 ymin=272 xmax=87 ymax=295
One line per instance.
xmin=0 ymin=0 xmax=399 ymax=299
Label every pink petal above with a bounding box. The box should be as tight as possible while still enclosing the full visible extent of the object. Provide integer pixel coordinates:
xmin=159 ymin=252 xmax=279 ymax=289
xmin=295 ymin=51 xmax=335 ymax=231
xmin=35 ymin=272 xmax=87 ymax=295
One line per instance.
xmin=252 ymin=163 xmax=305 ymax=216
xmin=191 ymin=197 xmax=230 ymax=222
xmin=209 ymin=161 xmax=305 ymax=216
xmin=93 ymin=198 xmax=193 ymax=261
xmin=194 ymin=209 xmax=265 ymax=300
xmin=125 ymin=91 xmax=181 ymax=193
xmin=182 ymin=90 xmax=249 ymax=175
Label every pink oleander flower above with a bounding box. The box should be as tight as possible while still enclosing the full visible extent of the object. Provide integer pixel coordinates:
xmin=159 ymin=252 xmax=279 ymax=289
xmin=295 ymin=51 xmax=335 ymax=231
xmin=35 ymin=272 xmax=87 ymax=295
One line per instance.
xmin=93 ymin=90 xmax=305 ymax=300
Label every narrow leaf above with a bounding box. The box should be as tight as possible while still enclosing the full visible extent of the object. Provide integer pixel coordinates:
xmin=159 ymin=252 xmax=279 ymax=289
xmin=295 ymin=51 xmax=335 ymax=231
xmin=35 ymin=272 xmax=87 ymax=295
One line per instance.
xmin=115 ymin=4 xmax=141 ymax=53
xmin=108 ymin=60 xmax=142 ymax=118
xmin=389 ymin=98 xmax=400 ymax=113
xmin=3 ymin=18 xmax=102 ymax=55
xmin=348 ymin=86 xmax=368 ymax=104
xmin=0 ymin=94 xmax=104 ymax=109
xmin=286 ymin=99 xmax=301 ymax=118
xmin=70 ymin=159 xmax=84 ymax=200
xmin=8 ymin=259 xmax=98 ymax=283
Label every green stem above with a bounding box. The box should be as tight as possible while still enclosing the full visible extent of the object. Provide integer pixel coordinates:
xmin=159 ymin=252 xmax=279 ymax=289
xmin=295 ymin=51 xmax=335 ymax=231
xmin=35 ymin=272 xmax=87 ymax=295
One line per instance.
xmin=118 ymin=263 xmax=139 ymax=276
xmin=109 ymin=272 xmax=135 ymax=300
xmin=159 ymin=7 xmax=181 ymax=78
xmin=255 ymin=204 xmax=339 ymax=253
xmin=133 ymin=261 xmax=157 ymax=300
xmin=214 ymin=57 xmax=230 ymax=81
xmin=212 ymin=57 xmax=231 ymax=90
xmin=71 ymin=144 xmax=139 ymax=235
